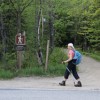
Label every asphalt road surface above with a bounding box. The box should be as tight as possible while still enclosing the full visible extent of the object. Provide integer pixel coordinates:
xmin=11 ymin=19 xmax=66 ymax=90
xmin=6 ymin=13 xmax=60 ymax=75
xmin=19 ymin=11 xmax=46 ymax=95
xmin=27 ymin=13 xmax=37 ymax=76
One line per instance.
xmin=0 ymin=88 xmax=100 ymax=100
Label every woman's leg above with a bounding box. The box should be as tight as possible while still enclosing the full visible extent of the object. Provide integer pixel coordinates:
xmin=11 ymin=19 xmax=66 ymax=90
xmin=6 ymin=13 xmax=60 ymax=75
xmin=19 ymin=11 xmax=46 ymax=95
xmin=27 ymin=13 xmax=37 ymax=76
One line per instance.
xmin=71 ymin=64 xmax=80 ymax=80
xmin=59 ymin=63 xmax=71 ymax=86
xmin=71 ymin=64 xmax=82 ymax=87
xmin=64 ymin=64 xmax=71 ymax=79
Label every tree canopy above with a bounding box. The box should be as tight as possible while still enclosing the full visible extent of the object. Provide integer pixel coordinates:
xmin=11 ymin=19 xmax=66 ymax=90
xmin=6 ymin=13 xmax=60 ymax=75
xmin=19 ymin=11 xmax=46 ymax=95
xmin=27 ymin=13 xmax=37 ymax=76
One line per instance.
xmin=0 ymin=0 xmax=100 ymax=70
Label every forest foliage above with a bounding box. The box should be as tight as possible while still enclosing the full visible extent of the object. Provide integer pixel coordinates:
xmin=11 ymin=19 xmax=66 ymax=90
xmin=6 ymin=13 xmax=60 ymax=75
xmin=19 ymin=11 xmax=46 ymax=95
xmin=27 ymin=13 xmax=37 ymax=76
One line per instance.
xmin=0 ymin=0 xmax=100 ymax=73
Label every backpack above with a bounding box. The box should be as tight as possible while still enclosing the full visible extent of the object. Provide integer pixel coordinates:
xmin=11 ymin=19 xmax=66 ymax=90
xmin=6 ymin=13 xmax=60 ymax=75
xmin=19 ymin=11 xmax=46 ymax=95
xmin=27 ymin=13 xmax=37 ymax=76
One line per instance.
xmin=73 ymin=50 xmax=82 ymax=65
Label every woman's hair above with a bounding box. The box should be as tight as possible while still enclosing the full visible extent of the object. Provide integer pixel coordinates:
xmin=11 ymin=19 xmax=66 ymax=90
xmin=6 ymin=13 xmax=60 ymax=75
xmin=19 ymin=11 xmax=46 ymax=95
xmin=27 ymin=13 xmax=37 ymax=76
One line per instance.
xmin=68 ymin=43 xmax=75 ymax=50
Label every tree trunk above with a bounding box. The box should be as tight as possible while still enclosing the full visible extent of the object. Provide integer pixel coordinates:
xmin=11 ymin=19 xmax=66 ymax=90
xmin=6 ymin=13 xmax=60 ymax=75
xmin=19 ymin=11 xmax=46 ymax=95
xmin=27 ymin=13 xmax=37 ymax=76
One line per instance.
xmin=49 ymin=11 xmax=54 ymax=50
xmin=48 ymin=0 xmax=54 ymax=51
xmin=17 ymin=12 xmax=21 ymax=33
xmin=0 ymin=0 xmax=6 ymax=68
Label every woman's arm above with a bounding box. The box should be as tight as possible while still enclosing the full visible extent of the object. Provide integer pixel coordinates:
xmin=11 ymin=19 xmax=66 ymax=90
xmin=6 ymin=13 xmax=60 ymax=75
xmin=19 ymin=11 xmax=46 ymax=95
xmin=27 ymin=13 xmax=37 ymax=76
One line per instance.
xmin=62 ymin=53 xmax=73 ymax=63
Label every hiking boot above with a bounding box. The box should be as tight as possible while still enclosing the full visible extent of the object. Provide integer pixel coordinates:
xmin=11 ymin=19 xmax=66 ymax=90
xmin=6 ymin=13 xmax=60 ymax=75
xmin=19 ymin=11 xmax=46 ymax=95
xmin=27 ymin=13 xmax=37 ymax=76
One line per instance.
xmin=74 ymin=81 xmax=82 ymax=87
xmin=59 ymin=80 xmax=66 ymax=86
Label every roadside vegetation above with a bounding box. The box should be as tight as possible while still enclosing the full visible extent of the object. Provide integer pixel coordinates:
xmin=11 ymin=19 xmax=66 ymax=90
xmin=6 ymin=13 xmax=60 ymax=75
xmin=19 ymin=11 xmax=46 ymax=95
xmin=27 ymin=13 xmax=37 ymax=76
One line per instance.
xmin=82 ymin=51 xmax=100 ymax=61
xmin=0 ymin=0 xmax=100 ymax=79
xmin=0 ymin=47 xmax=99 ymax=79
xmin=0 ymin=48 xmax=66 ymax=79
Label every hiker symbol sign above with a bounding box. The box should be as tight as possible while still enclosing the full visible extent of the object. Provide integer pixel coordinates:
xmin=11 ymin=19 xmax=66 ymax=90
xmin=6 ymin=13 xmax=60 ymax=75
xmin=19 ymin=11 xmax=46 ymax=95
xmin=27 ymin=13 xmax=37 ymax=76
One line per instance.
xmin=15 ymin=33 xmax=26 ymax=45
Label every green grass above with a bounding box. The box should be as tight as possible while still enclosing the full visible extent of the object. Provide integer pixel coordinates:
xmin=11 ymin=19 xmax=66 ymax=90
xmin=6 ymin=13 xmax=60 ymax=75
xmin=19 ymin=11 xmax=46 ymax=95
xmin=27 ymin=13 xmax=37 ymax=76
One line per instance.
xmin=0 ymin=69 xmax=14 ymax=79
xmin=18 ymin=67 xmax=46 ymax=77
xmin=82 ymin=51 xmax=100 ymax=61
xmin=47 ymin=63 xmax=65 ymax=76
xmin=89 ymin=53 xmax=100 ymax=61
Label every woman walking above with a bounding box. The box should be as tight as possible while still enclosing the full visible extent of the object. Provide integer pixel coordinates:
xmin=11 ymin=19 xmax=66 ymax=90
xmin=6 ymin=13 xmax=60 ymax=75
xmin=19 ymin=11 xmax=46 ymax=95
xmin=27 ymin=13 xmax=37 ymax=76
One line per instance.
xmin=59 ymin=43 xmax=82 ymax=87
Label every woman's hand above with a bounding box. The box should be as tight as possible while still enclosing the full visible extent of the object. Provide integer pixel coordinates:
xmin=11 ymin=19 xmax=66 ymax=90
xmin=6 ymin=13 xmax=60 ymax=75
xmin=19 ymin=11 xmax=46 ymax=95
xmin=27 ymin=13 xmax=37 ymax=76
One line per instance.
xmin=62 ymin=61 xmax=67 ymax=64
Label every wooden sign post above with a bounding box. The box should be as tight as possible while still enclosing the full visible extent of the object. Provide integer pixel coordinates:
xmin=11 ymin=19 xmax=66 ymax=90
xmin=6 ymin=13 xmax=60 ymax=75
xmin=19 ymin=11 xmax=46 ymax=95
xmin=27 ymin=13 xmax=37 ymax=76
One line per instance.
xmin=15 ymin=33 xmax=26 ymax=69
xmin=45 ymin=40 xmax=50 ymax=71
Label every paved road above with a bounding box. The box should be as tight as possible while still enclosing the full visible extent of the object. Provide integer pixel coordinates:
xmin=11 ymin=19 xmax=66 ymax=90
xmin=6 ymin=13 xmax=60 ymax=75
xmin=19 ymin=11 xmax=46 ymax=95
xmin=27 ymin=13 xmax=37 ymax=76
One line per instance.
xmin=0 ymin=88 xmax=100 ymax=100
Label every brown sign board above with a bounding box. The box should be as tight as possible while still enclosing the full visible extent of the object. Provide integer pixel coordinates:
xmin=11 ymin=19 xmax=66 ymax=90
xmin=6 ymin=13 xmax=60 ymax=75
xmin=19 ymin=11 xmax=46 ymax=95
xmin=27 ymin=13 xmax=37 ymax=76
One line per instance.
xmin=15 ymin=34 xmax=26 ymax=45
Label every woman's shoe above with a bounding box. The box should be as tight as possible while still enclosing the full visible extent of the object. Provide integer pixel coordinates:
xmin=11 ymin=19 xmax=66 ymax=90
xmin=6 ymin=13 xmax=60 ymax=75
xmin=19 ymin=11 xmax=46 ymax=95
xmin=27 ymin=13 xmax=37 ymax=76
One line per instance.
xmin=59 ymin=80 xmax=66 ymax=86
xmin=74 ymin=81 xmax=82 ymax=87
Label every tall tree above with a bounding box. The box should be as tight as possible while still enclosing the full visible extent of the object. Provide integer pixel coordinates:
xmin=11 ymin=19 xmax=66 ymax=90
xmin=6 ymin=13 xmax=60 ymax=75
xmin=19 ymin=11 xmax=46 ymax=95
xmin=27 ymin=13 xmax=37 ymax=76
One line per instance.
xmin=9 ymin=0 xmax=34 ymax=33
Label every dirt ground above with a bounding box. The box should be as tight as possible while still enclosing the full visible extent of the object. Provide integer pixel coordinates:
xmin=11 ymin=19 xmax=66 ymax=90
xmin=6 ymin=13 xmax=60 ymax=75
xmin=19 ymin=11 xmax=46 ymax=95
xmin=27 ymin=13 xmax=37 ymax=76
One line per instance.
xmin=0 ymin=56 xmax=100 ymax=91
